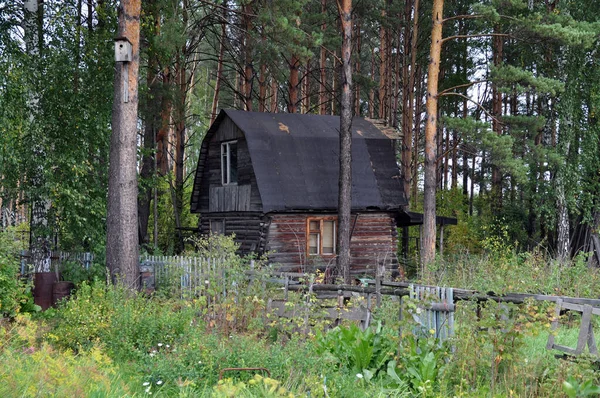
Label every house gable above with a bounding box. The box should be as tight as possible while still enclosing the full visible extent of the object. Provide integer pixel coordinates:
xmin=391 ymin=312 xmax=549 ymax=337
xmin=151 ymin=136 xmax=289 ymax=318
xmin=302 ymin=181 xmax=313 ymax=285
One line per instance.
xmin=190 ymin=110 xmax=408 ymax=214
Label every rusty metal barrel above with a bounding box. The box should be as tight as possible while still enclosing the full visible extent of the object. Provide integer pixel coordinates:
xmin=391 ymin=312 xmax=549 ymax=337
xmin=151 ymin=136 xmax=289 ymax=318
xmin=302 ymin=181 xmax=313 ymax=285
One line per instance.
xmin=52 ymin=281 xmax=75 ymax=307
xmin=33 ymin=272 xmax=58 ymax=310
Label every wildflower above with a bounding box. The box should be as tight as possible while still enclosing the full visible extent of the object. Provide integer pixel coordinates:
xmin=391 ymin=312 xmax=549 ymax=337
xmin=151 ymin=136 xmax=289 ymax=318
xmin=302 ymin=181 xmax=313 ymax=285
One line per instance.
xmin=145 ymin=386 xmax=151 ymax=393
xmin=157 ymin=380 xmax=163 ymax=385
xmin=429 ymin=329 xmax=436 ymax=335
xmin=158 ymin=343 xmax=163 ymax=347
xmin=143 ymin=382 xmax=150 ymax=386
xmin=166 ymin=344 xmax=170 ymax=348
xmin=356 ymin=373 xmax=363 ymax=379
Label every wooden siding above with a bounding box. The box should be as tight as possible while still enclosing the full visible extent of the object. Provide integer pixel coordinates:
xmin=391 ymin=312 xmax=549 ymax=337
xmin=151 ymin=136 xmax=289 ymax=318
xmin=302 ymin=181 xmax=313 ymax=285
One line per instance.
xmin=199 ymin=212 xmax=270 ymax=254
xmin=209 ymin=185 xmax=251 ymax=212
xmin=197 ymin=118 xmax=262 ymax=213
xmin=266 ymin=212 xmax=398 ymax=275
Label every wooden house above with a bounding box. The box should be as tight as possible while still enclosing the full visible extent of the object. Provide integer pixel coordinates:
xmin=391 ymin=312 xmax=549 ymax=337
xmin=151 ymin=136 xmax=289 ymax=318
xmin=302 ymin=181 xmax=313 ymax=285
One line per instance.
xmin=190 ymin=110 xmax=451 ymax=275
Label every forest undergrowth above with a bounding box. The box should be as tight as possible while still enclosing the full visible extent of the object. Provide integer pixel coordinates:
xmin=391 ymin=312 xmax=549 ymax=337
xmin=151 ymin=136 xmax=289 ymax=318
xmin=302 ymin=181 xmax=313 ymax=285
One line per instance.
xmin=2 ymin=232 xmax=600 ymax=397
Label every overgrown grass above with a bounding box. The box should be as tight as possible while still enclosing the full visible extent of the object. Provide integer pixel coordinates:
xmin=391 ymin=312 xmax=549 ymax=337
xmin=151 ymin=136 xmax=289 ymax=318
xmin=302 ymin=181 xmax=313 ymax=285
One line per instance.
xmin=2 ymin=234 xmax=600 ymax=396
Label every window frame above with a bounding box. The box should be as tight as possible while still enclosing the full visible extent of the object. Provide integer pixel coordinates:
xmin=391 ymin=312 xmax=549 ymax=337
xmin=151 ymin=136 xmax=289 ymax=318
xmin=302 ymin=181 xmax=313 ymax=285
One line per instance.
xmin=220 ymin=140 xmax=238 ymax=186
xmin=306 ymin=216 xmax=337 ymax=257
xmin=210 ymin=219 xmax=225 ymax=235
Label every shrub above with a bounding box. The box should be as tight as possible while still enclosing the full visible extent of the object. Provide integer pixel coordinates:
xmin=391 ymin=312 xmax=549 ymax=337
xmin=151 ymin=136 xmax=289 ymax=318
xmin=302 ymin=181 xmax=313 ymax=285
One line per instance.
xmin=49 ymin=281 xmax=197 ymax=361
xmin=0 ymin=343 xmax=131 ymax=397
xmin=315 ymin=322 xmax=397 ymax=377
xmin=0 ymin=226 xmax=37 ymax=317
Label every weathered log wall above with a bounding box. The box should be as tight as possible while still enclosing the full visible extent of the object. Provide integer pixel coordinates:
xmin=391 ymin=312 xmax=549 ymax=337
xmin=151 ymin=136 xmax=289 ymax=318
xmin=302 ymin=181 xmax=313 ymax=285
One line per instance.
xmin=266 ymin=212 xmax=398 ymax=275
xmin=199 ymin=212 xmax=269 ymax=254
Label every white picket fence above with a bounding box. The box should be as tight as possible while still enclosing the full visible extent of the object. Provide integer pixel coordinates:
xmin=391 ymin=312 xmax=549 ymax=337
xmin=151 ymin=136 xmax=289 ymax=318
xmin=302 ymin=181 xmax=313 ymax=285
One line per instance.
xmin=140 ymin=255 xmax=234 ymax=298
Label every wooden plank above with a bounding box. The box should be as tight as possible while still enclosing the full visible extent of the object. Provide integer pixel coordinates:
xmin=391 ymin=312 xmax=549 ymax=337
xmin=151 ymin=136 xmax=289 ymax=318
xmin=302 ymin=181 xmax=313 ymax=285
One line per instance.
xmin=576 ymin=305 xmax=594 ymax=354
xmin=380 ymin=281 xmax=600 ymax=307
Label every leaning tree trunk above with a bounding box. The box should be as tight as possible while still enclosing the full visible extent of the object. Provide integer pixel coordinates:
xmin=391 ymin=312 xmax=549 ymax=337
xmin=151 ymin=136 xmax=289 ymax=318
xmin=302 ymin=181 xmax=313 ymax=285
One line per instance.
xmin=337 ymin=0 xmax=353 ymax=284
xmin=421 ymin=0 xmax=444 ymax=270
xmin=106 ymin=0 xmax=141 ymax=289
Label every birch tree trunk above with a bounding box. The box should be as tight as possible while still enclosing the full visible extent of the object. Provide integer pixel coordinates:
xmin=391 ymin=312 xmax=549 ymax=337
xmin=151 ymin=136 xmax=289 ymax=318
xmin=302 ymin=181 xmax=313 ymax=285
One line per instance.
xmin=421 ymin=0 xmax=443 ymax=269
xmin=106 ymin=0 xmax=141 ymax=288
xmin=25 ymin=0 xmax=51 ymax=273
xmin=337 ymin=0 xmax=352 ymax=284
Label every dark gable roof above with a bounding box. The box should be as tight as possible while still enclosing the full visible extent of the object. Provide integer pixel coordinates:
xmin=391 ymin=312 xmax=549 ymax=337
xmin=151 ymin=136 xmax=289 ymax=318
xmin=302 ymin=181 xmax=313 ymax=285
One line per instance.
xmin=192 ymin=109 xmax=408 ymax=213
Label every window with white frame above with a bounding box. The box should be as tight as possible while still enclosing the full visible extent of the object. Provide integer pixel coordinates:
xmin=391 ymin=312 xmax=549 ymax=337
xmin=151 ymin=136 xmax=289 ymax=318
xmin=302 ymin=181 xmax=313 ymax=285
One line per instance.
xmin=307 ymin=217 xmax=336 ymax=256
xmin=221 ymin=141 xmax=238 ymax=185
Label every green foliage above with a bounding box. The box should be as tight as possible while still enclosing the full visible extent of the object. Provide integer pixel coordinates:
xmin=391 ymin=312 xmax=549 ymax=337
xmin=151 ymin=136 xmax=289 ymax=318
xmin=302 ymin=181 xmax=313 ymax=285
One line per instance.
xmin=563 ymin=376 xmax=600 ymax=398
xmin=315 ymin=322 xmax=397 ymax=377
xmin=0 ymin=227 xmax=37 ymax=317
xmin=58 ymin=260 xmax=106 ymax=287
xmin=388 ymin=335 xmax=449 ymax=396
xmin=0 ymin=343 xmax=131 ymax=397
xmin=49 ymin=281 xmax=196 ymax=361
xmin=213 ymin=374 xmax=298 ymax=398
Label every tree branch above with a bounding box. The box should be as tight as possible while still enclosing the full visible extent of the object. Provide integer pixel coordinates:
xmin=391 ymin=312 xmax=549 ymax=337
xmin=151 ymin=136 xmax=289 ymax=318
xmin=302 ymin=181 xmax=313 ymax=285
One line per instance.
xmin=442 ymin=14 xmax=519 ymax=24
xmin=442 ymin=33 xmax=510 ymax=44
xmin=438 ymin=80 xmax=489 ymax=97
xmin=439 ymin=92 xmax=504 ymax=126
xmin=442 ymin=14 xmax=486 ymax=23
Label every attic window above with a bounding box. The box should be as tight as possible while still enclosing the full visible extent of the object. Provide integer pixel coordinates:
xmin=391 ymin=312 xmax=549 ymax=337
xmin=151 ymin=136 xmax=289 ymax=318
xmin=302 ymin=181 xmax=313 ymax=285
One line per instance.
xmin=307 ymin=217 xmax=336 ymax=256
xmin=221 ymin=141 xmax=237 ymax=185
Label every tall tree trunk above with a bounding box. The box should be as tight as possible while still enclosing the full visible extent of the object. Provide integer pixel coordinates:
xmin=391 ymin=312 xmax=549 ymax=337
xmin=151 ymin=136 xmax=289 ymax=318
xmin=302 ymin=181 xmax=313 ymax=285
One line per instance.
xmin=378 ymin=8 xmax=388 ymax=120
xmin=319 ymin=0 xmax=327 ymax=115
xmin=270 ymin=77 xmax=278 ymax=112
xmin=491 ymin=24 xmax=504 ymax=215
xmin=368 ymin=47 xmax=375 ymax=118
xmin=556 ymin=175 xmax=570 ymax=261
xmin=87 ymin=0 xmax=93 ymax=31
xmin=302 ymin=61 xmax=310 ymax=113
xmin=157 ymin=68 xmax=172 ymax=175
xmin=288 ymin=54 xmax=300 ymax=113
xmin=74 ymin=0 xmax=82 ymax=93
xmin=411 ymin=66 xmax=423 ymax=203
xmin=138 ymin=0 xmax=161 ymax=248
xmin=258 ymin=63 xmax=267 ymax=112
xmin=400 ymin=0 xmax=411 ymax=206
xmin=106 ymin=0 xmax=141 ymax=288
xmin=242 ymin=1 xmax=253 ymax=111
xmin=354 ymin=18 xmax=361 ymax=115
xmin=173 ymin=50 xmax=187 ymax=254
xmin=25 ymin=0 xmax=51 ymax=273
xmin=337 ymin=0 xmax=352 ymax=284
xmin=421 ymin=0 xmax=443 ymax=269
xmin=404 ymin=0 xmax=419 ymax=207
xmin=331 ymin=52 xmax=338 ymax=115
xmin=210 ymin=0 xmax=227 ymax=124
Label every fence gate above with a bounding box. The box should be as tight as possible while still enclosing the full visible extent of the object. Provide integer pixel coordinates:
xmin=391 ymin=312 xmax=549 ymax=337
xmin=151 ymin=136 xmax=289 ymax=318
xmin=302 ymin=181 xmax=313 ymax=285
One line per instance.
xmin=408 ymin=285 xmax=455 ymax=342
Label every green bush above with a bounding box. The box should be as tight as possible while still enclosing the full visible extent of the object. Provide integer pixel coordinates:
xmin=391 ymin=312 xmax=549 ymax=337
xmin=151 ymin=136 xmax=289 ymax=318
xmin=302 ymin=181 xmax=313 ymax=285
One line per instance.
xmin=0 ymin=343 xmax=131 ymax=397
xmin=315 ymin=322 xmax=397 ymax=377
xmin=0 ymin=226 xmax=37 ymax=317
xmin=49 ymin=281 xmax=196 ymax=361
